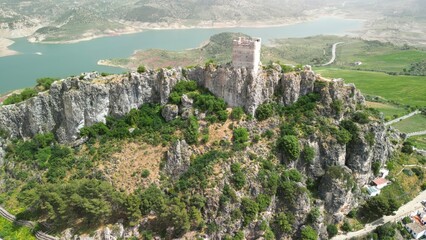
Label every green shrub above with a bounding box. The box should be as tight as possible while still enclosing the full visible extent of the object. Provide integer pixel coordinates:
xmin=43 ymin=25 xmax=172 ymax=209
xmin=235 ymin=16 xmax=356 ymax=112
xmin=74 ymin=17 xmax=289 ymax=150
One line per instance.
xmin=255 ymin=103 xmax=275 ymax=121
xmin=231 ymin=163 xmax=246 ymax=190
xmin=230 ymin=107 xmax=245 ymax=120
xmin=283 ymin=169 xmax=302 ymax=182
xmin=3 ymin=88 xmax=38 ymax=105
xmin=300 ymin=226 xmax=317 ymax=240
xmin=36 ymin=77 xmax=58 ymax=90
xmin=232 ymin=127 xmax=249 ymax=150
xmin=327 ymin=224 xmax=338 ymax=238
xmin=277 ymin=135 xmax=300 ymax=160
xmin=352 ymin=111 xmax=370 ymax=124
xmin=256 ymin=194 xmax=271 ymax=211
xmin=274 ymin=213 xmax=293 ymax=233
xmin=184 ymin=116 xmax=199 ymax=145
xmin=241 ymin=198 xmax=259 ymax=226
xmin=137 ymin=65 xmax=147 ymax=73
xmin=141 ymin=169 xmax=150 ymax=178
xmin=303 ymin=146 xmax=315 ymax=164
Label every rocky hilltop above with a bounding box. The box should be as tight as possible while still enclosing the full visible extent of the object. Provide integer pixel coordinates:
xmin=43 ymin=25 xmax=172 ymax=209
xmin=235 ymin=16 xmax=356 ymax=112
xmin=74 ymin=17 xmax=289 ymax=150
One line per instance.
xmin=0 ymin=65 xmax=396 ymax=239
xmin=0 ymin=65 xmax=363 ymax=143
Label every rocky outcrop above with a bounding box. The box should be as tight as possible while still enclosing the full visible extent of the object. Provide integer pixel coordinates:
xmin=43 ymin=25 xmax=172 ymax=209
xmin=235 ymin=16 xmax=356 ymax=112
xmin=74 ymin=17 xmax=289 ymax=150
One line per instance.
xmin=164 ymin=140 xmax=192 ymax=179
xmin=318 ymin=166 xmax=358 ymax=221
xmin=0 ymin=69 xmax=183 ymax=143
xmin=0 ymin=138 xmax=5 ymax=166
xmin=161 ymin=104 xmax=179 ymax=122
xmin=0 ymin=66 xmax=365 ymax=144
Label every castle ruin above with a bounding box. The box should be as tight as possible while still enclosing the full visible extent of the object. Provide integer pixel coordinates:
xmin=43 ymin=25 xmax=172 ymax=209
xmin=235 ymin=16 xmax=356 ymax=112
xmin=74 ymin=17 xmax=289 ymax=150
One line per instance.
xmin=232 ymin=37 xmax=261 ymax=73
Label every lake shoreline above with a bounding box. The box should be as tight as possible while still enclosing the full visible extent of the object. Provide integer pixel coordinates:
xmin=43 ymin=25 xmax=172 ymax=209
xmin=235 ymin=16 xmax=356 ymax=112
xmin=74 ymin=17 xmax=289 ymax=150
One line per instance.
xmin=0 ymin=38 xmax=19 ymax=58
xmin=30 ymin=14 xmax=361 ymax=45
xmin=0 ymin=14 xmax=363 ymax=58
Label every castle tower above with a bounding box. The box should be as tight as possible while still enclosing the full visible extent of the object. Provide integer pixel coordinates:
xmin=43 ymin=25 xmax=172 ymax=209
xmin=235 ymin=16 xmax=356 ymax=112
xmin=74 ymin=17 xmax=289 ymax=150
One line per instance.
xmin=232 ymin=37 xmax=262 ymax=73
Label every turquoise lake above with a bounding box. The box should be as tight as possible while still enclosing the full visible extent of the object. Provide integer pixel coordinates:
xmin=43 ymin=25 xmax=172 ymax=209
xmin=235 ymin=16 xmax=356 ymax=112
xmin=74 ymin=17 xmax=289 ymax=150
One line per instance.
xmin=0 ymin=17 xmax=363 ymax=94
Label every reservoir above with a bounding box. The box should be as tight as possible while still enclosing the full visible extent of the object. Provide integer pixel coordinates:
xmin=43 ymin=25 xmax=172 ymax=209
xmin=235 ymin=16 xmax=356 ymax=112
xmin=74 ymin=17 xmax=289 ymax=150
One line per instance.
xmin=0 ymin=17 xmax=363 ymax=94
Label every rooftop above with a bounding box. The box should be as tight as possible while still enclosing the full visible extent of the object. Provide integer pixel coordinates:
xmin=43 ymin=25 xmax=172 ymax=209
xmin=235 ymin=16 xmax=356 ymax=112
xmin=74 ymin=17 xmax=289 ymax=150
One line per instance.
xmin=372 ymin=178 xmax=389 ymax=186
xmin=406 ymin=222 xmax=426 ymax=234
xmin=366 ymin=185 xmax=380 ymax=195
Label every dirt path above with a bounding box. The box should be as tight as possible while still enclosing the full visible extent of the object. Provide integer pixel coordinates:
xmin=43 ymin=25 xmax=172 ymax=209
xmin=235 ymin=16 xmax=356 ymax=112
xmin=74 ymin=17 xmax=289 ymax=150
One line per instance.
xmin=321 ymin=42 xmax=344 ymax=66
xmin=332 ymin=190 xmax=426 ymax=240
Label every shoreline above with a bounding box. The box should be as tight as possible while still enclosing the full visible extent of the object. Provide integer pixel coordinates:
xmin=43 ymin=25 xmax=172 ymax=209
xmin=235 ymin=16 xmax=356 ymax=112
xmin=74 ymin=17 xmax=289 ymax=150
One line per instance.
xmin=0 ymin=38 xmax=19 ymax=58
xmin=30 ymin=14 xmax=363 ymax=45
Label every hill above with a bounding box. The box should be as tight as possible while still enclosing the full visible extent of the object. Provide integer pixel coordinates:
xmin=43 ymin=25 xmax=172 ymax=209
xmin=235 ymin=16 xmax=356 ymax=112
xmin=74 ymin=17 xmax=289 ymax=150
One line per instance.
xmin=1 ymin=66 xmax=422 ymax=239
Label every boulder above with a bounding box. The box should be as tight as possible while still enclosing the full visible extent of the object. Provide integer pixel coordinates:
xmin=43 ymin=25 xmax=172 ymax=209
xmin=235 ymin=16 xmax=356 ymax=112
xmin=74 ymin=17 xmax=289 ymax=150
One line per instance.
xmin=161 ymin=104 xmax=179 ymax=122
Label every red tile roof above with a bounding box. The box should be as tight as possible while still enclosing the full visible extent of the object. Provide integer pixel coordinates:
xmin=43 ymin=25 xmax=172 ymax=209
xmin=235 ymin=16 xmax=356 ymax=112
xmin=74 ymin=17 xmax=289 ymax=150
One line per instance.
xmin=372 ymin=178 xmax=388 ymax=186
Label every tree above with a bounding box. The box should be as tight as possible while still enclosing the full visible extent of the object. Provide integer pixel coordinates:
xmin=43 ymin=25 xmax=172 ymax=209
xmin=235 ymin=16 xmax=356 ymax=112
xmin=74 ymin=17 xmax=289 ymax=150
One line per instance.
xmin=278 ymin=135 xmax=300 ymax=160
xmin=184 ymin=116 xmax=199 ymax=144
xmin=232 ymin=127 xmax=249 ymax=150
xmin=137 ymin=65 xmax=146 ymax=73
xmin=341 ymin=221 xmax=352 ymax=232
xmin=255 ymin=103 xmax=274 ymax=121
xmin=300 ymin=226 xmax=318 ymax=240
xmin=125 ymin=194 xmax=142 ymax=226
xmin=363 ymin=194 xmax=401 ymax=219
xmin=327 ymin=224 xmax=338 ymax=238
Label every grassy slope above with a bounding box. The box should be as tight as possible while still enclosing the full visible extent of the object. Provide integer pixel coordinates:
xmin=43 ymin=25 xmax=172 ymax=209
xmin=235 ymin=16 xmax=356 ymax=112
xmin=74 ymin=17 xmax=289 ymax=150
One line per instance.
xmin=316 ymin=68 xmax=426 ymax=107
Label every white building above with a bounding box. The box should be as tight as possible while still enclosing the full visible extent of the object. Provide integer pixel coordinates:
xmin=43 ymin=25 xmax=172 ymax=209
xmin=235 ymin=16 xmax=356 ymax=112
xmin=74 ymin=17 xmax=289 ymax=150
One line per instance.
xmin=405 ymin=222 xmax=426 ymax=239
xmin=232 ymin=37 xmax=262 ymax=74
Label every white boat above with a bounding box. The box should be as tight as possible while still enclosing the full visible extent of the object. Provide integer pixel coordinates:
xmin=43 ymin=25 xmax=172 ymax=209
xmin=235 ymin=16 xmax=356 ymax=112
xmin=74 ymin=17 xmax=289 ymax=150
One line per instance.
xmin=35 ymin=52 xmax=43 ymax=55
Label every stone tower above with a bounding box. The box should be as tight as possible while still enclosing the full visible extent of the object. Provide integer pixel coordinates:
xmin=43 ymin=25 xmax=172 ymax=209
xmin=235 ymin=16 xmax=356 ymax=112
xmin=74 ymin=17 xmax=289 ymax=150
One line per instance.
xmin=232 ymin=37 xmax=262 ymax=73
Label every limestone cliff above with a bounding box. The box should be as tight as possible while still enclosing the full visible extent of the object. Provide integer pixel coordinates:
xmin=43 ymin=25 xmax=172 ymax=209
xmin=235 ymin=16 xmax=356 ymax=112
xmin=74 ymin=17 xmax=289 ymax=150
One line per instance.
xmin=0 ymin=65 xmax=363 ymax=144
xmin=0 ymin=66 xmax=394 ymax=235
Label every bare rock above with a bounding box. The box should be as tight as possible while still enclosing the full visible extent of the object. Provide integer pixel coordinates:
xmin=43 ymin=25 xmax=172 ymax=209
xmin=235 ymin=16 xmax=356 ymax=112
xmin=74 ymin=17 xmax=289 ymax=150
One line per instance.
xmin=161 ymin=104 xmax=179 ymax=122
xmin=164 ymin=140 xmax=192 ymax=178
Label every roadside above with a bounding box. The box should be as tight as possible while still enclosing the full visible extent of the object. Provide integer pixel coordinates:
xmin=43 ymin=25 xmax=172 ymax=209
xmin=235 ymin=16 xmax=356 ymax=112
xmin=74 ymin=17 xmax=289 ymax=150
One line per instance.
xmin=332 ymin=190 xmax=426 ymax=240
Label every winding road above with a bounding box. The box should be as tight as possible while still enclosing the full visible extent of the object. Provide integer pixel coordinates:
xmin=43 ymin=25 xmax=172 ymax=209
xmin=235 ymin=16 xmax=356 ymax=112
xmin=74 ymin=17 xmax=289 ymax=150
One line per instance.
xmin=332 ymin=190 xmax=426 ymax=240
xmin=321 ymin=42 xmax=344 ymax=66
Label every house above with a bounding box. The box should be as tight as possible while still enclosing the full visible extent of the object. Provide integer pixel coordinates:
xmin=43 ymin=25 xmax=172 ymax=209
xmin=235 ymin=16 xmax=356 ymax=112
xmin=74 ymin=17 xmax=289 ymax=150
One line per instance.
xmin=405 ymin=222 xmax=426 ymax=239
xmin=366 ymin=185 xmax=381 ymax=197
xmin=372 ymin=178 xmax=389 ymax=189
xmin=379 ymin=168 xmax=389 ymax=178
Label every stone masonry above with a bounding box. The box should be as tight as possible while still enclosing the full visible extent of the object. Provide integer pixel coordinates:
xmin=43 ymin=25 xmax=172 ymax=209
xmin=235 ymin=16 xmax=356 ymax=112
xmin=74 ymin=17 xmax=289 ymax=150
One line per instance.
xmin=232 ymin=37 xmax=261 ymax=74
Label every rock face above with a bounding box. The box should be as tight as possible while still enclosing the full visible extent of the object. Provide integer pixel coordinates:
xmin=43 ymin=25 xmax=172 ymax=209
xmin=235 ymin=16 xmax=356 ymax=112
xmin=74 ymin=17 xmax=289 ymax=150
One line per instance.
xmin=0 ymin=137 xmax=5 ymax=166
xmin=319 ymin=166 xmax=357 ymax=218
xmin=161 ymin=104 xmax=179 ymax=122
xmin=164 ymin=140 xmax=192 ymax=179
xmin=0 ymin=69 xmax=183 ymax=143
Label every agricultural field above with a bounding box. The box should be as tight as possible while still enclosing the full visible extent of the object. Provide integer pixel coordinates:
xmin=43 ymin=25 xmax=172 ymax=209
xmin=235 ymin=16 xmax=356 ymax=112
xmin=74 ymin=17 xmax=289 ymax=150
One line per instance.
xmin=365 ymin=102 xmax=409 ymax=119
xmin=315 ymin=68 xmax=426 ymax=108
xmin=409 ymin=135 xmax=426 ymax=149
xmin=391 ymin=114 xmax=426 ymax=133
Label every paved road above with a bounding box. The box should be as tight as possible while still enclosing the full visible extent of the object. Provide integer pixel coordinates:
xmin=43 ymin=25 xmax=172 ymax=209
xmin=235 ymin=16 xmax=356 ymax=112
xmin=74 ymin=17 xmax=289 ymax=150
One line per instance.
xmin=407 ymin=130 xmax=426 ymax=137
xmin=332 ymin=190 xmax=426 ymax=240
xmin=321 ymin=42 xmax=344 ymax=66
xmin=385 ymin=110 xmax=421 ymax=126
